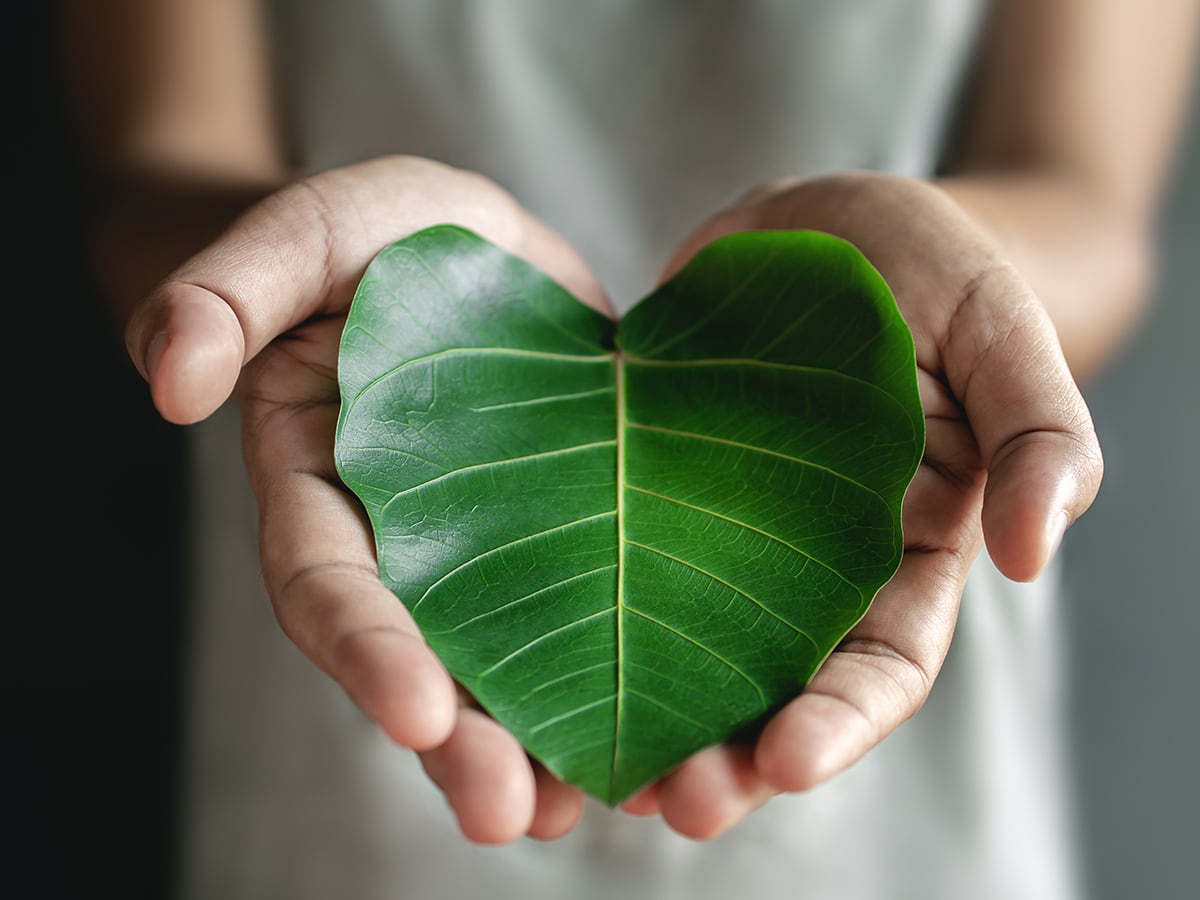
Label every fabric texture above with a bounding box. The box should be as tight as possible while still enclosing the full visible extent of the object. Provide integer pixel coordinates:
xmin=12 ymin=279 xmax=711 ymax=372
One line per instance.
xmin=177 ymin=3 xmax=1084 ymax=898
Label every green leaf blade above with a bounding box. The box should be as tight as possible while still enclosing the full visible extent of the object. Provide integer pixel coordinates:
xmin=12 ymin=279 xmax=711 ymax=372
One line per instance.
xmin=334 ymin=225 xmax=924 ymax=808
xmin=621 ymin=229 xmax=923 ymax=442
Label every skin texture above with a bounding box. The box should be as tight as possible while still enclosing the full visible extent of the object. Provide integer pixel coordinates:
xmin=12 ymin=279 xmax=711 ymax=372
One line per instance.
xmin=64 ymin=0 xmax=1198 ymax=845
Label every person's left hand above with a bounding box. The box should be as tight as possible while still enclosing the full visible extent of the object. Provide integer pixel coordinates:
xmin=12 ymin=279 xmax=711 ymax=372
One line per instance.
xmin=616 ymin=170 xmax=1104 ymax=838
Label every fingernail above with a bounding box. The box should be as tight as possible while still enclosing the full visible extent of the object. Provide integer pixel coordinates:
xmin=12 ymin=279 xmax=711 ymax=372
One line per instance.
xmin=144 ymin=330 xmax=168 ymax=381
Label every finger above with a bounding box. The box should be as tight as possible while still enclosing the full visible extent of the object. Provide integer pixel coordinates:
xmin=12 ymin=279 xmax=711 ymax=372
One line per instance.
xmin=619 ymin=782 xmax=663 ymax=817
xmin=755 ymin=544 xmax=969 ymax=793
xmin=941 ymin=266 xmax=1104 ymax=580
xmin=419 ymin=708 xmax=537 ymax=845
xmin=756 ymin=432 xmax=981 ymax=792
xmin=259 ymin=464 xmax=459 ymax=751
xmin=527 ymin=763 xmax=587 ymax=840
xmin=656 ymin=744 xmax=775 ymax=841
xmin=247 ymin=383 xmax=532 ymax=839
xmin=248 ymin=385 xmax=459 ymax=750
xmin=126 ymin=156 xmax=613 ymax=424
xmin=983 ymin=429 xmax=1093 ymax=581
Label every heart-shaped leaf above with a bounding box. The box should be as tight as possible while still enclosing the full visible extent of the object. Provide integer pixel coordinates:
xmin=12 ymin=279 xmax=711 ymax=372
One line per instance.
xmin=334 ymin=225 xmax=923 ymax=805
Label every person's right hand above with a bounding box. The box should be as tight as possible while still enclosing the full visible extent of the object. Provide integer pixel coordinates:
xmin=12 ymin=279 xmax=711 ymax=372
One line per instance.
xmin=124 ymin=155 xmax=612 ymax=844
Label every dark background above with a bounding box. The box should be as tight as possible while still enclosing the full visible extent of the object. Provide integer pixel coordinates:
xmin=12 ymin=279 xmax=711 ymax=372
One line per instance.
xmin=16 ymin=4 xmax=1198 ymax=898
xmin=16 ymin=5 xmax=188 ymax=898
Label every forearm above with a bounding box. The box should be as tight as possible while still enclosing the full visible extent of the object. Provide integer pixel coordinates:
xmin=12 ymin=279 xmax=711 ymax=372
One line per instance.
xmin=938 ymin=0 xmax=1199 ymax=384
xmin=935 ymin=173 xmax=1154 ymax=384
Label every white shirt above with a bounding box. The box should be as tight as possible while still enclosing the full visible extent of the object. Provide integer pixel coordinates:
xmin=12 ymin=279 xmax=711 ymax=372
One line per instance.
xmin=178 ymin=3 xmax=1084 ymax=897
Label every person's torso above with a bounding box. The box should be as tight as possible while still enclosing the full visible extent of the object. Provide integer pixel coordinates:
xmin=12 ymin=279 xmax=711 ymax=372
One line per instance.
xmin=270 ymin=0 xmax=988 ymax=308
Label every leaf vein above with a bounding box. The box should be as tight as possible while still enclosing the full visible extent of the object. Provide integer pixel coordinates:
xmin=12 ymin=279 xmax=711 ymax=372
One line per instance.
xmin=381 ymin=439 xmax=617 ymax=515
xmin=626 ymin=489 xmax=858 ymax=594
xmin=527 ymin=695 xmax=616 ymax=736
xmin=411 ymin=511 xmax=617 ymax=613
xmin=351 ymin=346 xmax=615 ymax=409
xmin=634 ymin=251 xmax=779 ymax=356
xmin=625 ymin=686 xmax=719 ymax=736
xmin=514 ymin=660 xmax=614 ymax=705
xmin=752 ymin=282 xmax=850 ymax=357
xmin=625 ymin=607 xmax=767 ymax=708
xmin=625 ymin=538 xmax=823 ymax=657
xmin=469 ymin=385 xmax=615 ymax=412
xmin=626 ymin=422 xmax=885 ymax=503
xmin=477 ymin=608 xmax=614 ymax=679
xmin=440 ymin=564 xmax=618 ymax=633
xmin=622 ymin=355 xmax=919 ymax=444
xmin=508 ymin=279 xmax=617 ymax=352
xmin=624 ymin=354 xmax=890 ymax=393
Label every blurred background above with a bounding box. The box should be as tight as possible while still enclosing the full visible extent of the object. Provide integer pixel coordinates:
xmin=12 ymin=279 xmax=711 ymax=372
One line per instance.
xmin=15 ymin=4 xmax=1198 ymax=898
xmin=1060 ymin=57 xmax=1200 ymax=900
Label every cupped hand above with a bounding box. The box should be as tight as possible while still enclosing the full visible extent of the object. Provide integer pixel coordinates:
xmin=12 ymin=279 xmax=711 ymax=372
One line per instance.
xmin=619 ymin=171 xmax=1104 ymax=838
xmin=125 ymin=155 xmax=610 ymax=844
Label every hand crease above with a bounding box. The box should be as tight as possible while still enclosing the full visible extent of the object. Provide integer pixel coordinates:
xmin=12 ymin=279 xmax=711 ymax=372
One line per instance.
xmin=835 ymin=638 xmax=934 ymax=706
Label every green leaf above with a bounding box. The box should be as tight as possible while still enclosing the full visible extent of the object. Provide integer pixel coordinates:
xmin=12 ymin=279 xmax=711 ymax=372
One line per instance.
xmin=334 ymin=225 xmax=924 ymax=805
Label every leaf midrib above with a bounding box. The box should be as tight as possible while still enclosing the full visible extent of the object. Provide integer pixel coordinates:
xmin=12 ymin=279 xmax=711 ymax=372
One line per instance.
xmin=612 ymin=351 xmax=627 ymax=798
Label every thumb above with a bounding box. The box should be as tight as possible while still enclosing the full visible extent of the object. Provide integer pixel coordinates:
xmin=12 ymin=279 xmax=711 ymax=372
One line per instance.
xmin=124 ymin=176 xmax=338 ymax=426
xmin=945 ymin=267 xmax=1104 ymax=581
xmin=127 ymin=282 xmax=247 ymax=425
